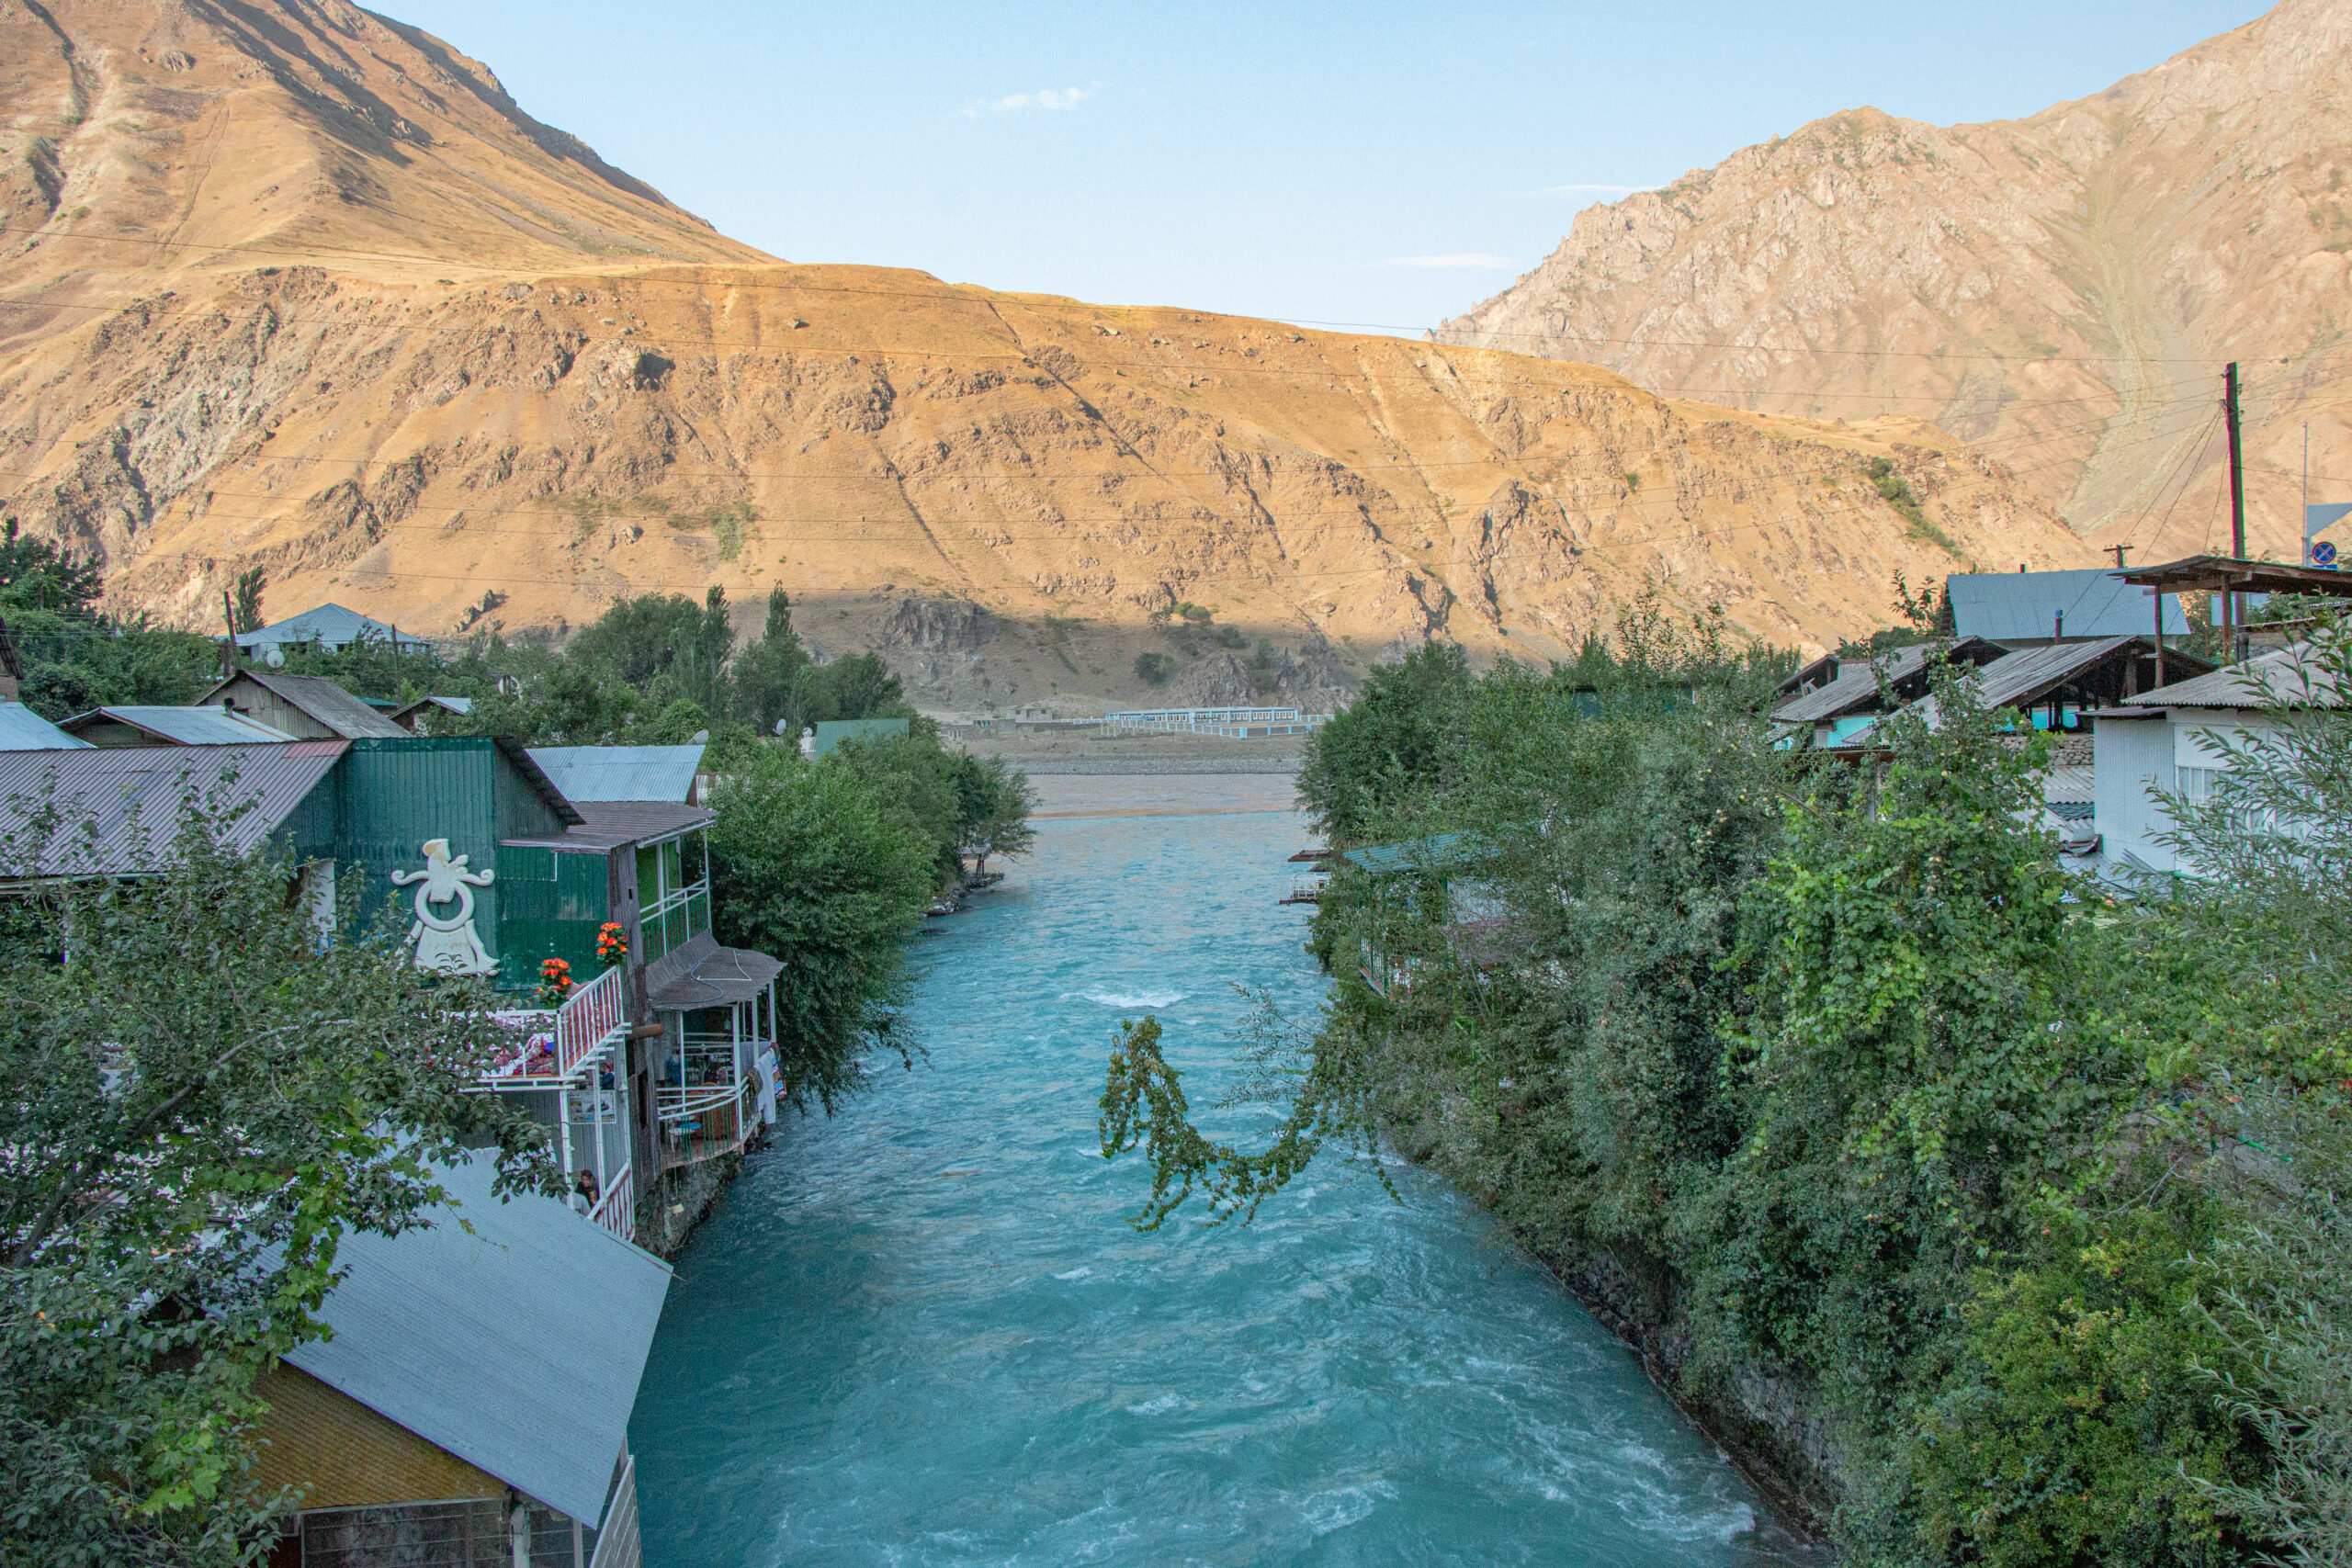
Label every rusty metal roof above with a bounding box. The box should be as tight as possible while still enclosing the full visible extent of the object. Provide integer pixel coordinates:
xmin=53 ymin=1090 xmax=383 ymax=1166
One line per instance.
xmin=0 ymin=740 xmax=346 ymax=878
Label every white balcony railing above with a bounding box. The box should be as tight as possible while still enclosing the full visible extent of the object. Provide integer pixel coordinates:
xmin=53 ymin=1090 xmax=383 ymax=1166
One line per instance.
xmin=484 ymin=965 xmax=628 ymax=1088
xmin=588 ymin=1167 xmax=635 ymax=1240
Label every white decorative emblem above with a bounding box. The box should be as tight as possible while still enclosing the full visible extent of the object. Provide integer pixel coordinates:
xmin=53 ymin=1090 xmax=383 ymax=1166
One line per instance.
xmin=390 ymin=838 xmax=497 ymax=976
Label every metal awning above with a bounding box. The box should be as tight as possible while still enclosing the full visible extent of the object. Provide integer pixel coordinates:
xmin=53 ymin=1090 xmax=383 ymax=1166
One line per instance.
xmin=645 ymin=930 xmax=783 ymax=1011
xmin=2117 ymin=554 xmax=2352 ymax=598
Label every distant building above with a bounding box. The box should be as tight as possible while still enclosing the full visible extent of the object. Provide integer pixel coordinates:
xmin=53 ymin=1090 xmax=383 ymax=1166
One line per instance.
xmin=235 ymin=603 xmax=434 ymax=660
xmin=1946 ymin=569 xmax=2184 ymax=647
xmin=1768 ymin=638 xmax=2007 ymax=749
xmin=390 ymin=694 xmax=476 ymax=732
xmin=807 ymin=717 xmax=912 ymax=758
xmin=59 ymin=704 xmax=297 ymax=747
xmin=2092 ymin=642 xmax=2344 ymax=878
xmin=251 ymin=1152 xmax=667 ymax=1568
xmin=201 ymin=671 xmax=413 ymax=741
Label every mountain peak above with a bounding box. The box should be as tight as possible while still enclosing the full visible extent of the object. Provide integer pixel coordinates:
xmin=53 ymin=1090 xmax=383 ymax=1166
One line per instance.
xmin=1436 ymin=0 xmax=2352 ymax=560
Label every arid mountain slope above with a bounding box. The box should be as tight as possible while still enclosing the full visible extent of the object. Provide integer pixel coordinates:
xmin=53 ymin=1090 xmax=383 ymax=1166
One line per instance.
xmin=1437 ymin=0 xmax=2352 ymax=564
xmin=0 ymin=0 xmax=769 ymax=302
xmin=0 ymin=0 xmax=2090 ymax=707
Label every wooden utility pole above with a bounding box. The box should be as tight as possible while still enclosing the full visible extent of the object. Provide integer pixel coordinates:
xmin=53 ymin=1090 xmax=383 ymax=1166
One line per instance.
xmin=2223 ymin=363 xmax=2247 ymax=661
xmin=220 ymin=590 xmax=239 ymax=677
xmin=2108 ymin=545 xmax=2129 ymax=568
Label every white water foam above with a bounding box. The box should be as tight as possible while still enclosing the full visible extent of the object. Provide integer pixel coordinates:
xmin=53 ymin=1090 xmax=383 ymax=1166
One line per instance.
xmin=1125 ymin=1393 xmax=1182 ymax=1416
xmin=1055 ymin=1267 xmax=1092 ymax=1280
xmin=1298 ymin=1479 xmax=1396 ymax=1536
xmin=1070 ymin=988 xmax=1187 ymax=1010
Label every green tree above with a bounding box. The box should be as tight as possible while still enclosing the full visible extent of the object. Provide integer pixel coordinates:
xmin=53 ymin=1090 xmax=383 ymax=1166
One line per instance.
xmin=950 ymin=751 xmax=1036 ymax=876
xmin=729 ymin=586 xmax=814 ymax=736
xmin=707 ymin=749 xmax=939 ymax=1111
xmin=229 ymin=568 xmax=266 ymax=636
xmin=1295 ymin=641 xmax=1473 ymax=843
xmin=0 ymin=802 xmax=552 ymax=1567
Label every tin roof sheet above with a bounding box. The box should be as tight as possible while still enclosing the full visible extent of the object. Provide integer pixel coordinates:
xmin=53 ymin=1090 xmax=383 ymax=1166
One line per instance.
xmin=502 ymin=800 xmax=712 ymax=852
xmin=61 ymin=705 xmax=297 ymax=745
xmin=526 ymin=745 xmax=706 ymax=804
xmin=643 ymin=930 xmax=785 ymax=1010
xmin=1341 ymin=830 xmax=1493 ymax=875
xmin=234 ymin=603 xmax=431 ymax=654
xmin=0 ymin=702 xmax=90 ymax=750
xmin=203 ymin=671 xmax=411 ymax=739
xmin=0 ymin=740 xmax=345 ymax=876
xmin=1770 ymin=638 xmax=2007 ymax=725
xmin=2121 ymin=642 xmax=2346 ymax=709
xmin=1838 ymin=636 xmax=2202 ymax=745
xmin=1947 ymin=570 xmax=2183 ymax=642
xmin=284 ymin=1152 xmax=670 ymax=1526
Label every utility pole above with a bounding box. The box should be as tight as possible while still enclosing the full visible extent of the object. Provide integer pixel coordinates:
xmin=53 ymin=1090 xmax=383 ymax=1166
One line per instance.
xmin=2223 ymin=363 xmax=2247 ymax=662
xmin=2108 ymin=545 xmax=2129 ymax=569
xmin=220 ymin=589 xmax=238 ymax=678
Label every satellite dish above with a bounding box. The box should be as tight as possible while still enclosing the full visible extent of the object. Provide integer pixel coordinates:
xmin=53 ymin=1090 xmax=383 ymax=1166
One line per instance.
xmin=690 ymin=729 xmax=709 ymax=744
xmin=263 ymin=646 xmax=285 ymax=669
xmin=774 ymin=718 xmax=789 ymax=736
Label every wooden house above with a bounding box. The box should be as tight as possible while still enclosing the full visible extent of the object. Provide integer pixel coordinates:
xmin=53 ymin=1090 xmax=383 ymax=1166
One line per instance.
xmin=254 ymin=1152 xmax=667 ymax=1568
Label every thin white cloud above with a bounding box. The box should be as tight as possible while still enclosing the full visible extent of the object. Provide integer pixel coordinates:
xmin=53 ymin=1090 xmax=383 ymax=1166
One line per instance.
xmin=964 ymin=86 xmax=1093 ymax=118
xmin=1378 ymin=254 xmax=1522 ymax=270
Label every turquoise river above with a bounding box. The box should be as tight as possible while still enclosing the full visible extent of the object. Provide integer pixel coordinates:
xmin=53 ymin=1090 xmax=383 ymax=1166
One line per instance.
xmin=631 ymin=775 xmax=1805 ymax=1566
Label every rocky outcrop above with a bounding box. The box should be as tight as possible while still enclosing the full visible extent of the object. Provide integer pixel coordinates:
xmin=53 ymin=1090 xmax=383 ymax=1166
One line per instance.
xmin=1170 ymin=640 xmax=1355 ymax=711
xmin=1435 ymin=0 xmax=2352 ymax=560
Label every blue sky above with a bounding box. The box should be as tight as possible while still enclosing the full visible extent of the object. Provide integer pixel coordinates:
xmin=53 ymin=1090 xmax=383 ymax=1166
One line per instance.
xmin=389 ymin=1 xmax=2267 ymax=333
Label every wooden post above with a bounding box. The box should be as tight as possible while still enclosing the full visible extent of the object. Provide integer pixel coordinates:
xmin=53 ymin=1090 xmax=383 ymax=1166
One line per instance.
xmin=2153 ymin=583 xmax=2165 ymax=689
xmin=2225 ymin=364 xmax=2248 ymax=662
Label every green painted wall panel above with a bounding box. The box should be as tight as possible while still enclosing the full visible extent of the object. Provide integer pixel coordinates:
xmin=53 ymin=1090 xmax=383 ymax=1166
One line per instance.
xmin=494 ymin=845 xmax=618 ymax=991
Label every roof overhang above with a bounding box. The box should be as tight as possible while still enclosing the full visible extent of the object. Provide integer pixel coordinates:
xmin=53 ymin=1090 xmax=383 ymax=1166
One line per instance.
xmin=2118 ymin=555 xmax=2352 ymax=598
xmin=645 ymin=931 xmax=784 ymax=1011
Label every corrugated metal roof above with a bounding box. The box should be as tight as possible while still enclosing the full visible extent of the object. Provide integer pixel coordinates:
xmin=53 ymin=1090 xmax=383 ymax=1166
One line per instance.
xmin=502 ymin=801 xmax=712 ymax=852
xmin=61 ymin=705 xmax=297 ymax=745
xmin=234 ymin=603 xmax=431 ymax=654
xmin=1947 ymin=570 xmax=2183 ymax=642
xmin=285 ymin=1152 xmax=670 ymax=1527
xmin=0 ymin=702 xmax=90 ymax=750
xmin=390 ymin=694 xmax=474 ymax=728
xmin=0 ymin=740 xmax=345 ymax=876
xmin=1342 ymin=830 xmax=1492 ymax=875
xmin=1837 ymin=636 xmax=2192 ymax=745
xmin=526 ymin=745 xmax=705 ymax=804
xmin=810 ymin=718 xmax=911 ymax=758
xmin=1770 ymin=638 xmax=2007 ymax=725
xmin=645 ymin=930 xmax=785 ymax=1010
xmin=203 ymin=671 xmax=412 ymax=739
xmin=2124 ymin=642 xmax=2346 ymax=709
